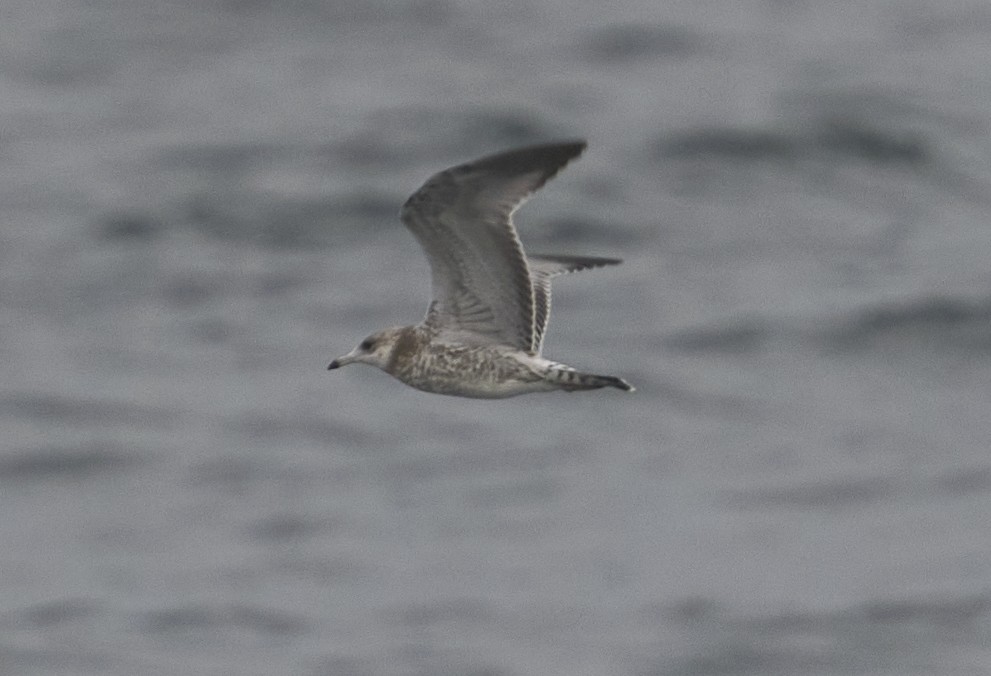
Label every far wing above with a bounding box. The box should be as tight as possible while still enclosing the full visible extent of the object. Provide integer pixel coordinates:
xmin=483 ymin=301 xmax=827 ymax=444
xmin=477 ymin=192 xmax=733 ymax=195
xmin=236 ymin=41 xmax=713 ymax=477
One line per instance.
xmin=528 ymin=254 xmax=622 ymax=354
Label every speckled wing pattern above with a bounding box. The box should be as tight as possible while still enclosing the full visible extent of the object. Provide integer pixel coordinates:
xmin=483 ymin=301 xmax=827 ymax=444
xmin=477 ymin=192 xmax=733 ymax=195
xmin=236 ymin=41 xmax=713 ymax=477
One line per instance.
xmin=400 ymin=141 xmax=587 ymax=353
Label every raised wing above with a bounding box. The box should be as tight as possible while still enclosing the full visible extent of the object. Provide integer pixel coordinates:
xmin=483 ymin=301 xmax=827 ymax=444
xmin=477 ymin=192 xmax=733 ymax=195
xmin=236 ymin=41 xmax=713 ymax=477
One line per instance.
xmin=528 ymin=254 xmax=622 ymax=354
xmin=399 ymin=141 xmax=587 ymax=352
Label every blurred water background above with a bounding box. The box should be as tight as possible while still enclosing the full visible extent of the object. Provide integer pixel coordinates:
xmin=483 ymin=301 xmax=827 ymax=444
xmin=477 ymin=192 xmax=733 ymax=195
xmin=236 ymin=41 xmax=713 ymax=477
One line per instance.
xmin=3 ymin=0 xmax=991 ymax=674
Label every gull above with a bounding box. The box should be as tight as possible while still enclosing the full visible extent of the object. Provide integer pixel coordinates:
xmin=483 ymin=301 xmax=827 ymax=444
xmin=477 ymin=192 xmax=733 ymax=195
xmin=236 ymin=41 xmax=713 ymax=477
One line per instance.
xmin=327 ymin=140 xmax=634 ymax=398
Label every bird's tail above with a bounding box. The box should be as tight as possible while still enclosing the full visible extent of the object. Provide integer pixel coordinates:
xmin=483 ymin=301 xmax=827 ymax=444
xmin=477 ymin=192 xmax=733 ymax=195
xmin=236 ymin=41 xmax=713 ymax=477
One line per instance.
xmin=546 ymin=369 xmax=635 ymax=393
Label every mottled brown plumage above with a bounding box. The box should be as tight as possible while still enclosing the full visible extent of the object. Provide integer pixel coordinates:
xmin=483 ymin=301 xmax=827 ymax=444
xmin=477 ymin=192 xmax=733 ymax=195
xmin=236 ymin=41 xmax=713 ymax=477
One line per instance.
xmin=327 ymin=141 xmax=633 ymax=398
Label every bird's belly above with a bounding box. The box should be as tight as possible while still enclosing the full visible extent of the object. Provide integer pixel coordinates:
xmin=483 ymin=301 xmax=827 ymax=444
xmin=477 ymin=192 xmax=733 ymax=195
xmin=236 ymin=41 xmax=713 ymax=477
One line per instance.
xmin=395 ymin=347 xmax=552 ymax=399
xmin=407 ymin=377 xmax=557 ymax=399
xmin=411 ymin=376 xmax=557 ymax=399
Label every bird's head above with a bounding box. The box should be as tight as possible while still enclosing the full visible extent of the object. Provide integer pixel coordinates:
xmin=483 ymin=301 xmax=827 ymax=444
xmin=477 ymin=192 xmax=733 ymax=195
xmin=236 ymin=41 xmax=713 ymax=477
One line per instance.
xmin=327 ymin=327 xmax=405 ymax=371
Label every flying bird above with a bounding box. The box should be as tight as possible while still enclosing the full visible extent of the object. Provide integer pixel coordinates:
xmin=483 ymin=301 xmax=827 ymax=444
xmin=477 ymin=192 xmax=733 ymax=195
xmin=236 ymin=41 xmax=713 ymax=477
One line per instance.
xmin=328 ymin=140 xmax=633 ymax=398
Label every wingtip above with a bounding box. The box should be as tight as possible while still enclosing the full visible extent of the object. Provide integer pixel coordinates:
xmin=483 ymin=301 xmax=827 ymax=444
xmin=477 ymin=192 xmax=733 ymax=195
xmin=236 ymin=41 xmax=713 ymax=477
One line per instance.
xmin=559 ymin=138 xmax=588 ymax=152
xmin=550 ymin=139 xmax=588 ymax=160
xmin=527 ymin=254 xmax=623 ymax=275
xmin=480 ymin=139 xmax=588 ymax=172
xmin=595 ymin=256 xmax=623 ymax=268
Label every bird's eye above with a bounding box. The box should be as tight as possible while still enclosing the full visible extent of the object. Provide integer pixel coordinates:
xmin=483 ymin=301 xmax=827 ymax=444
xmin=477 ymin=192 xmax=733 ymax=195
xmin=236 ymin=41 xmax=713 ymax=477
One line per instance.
xmin=360 ymin=339 xmax=375 ymax=351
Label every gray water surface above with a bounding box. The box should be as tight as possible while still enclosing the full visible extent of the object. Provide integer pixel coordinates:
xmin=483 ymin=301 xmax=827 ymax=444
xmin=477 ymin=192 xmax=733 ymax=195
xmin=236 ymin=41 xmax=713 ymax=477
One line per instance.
xmin=2 ymin=1 xmax=991 ymax=674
